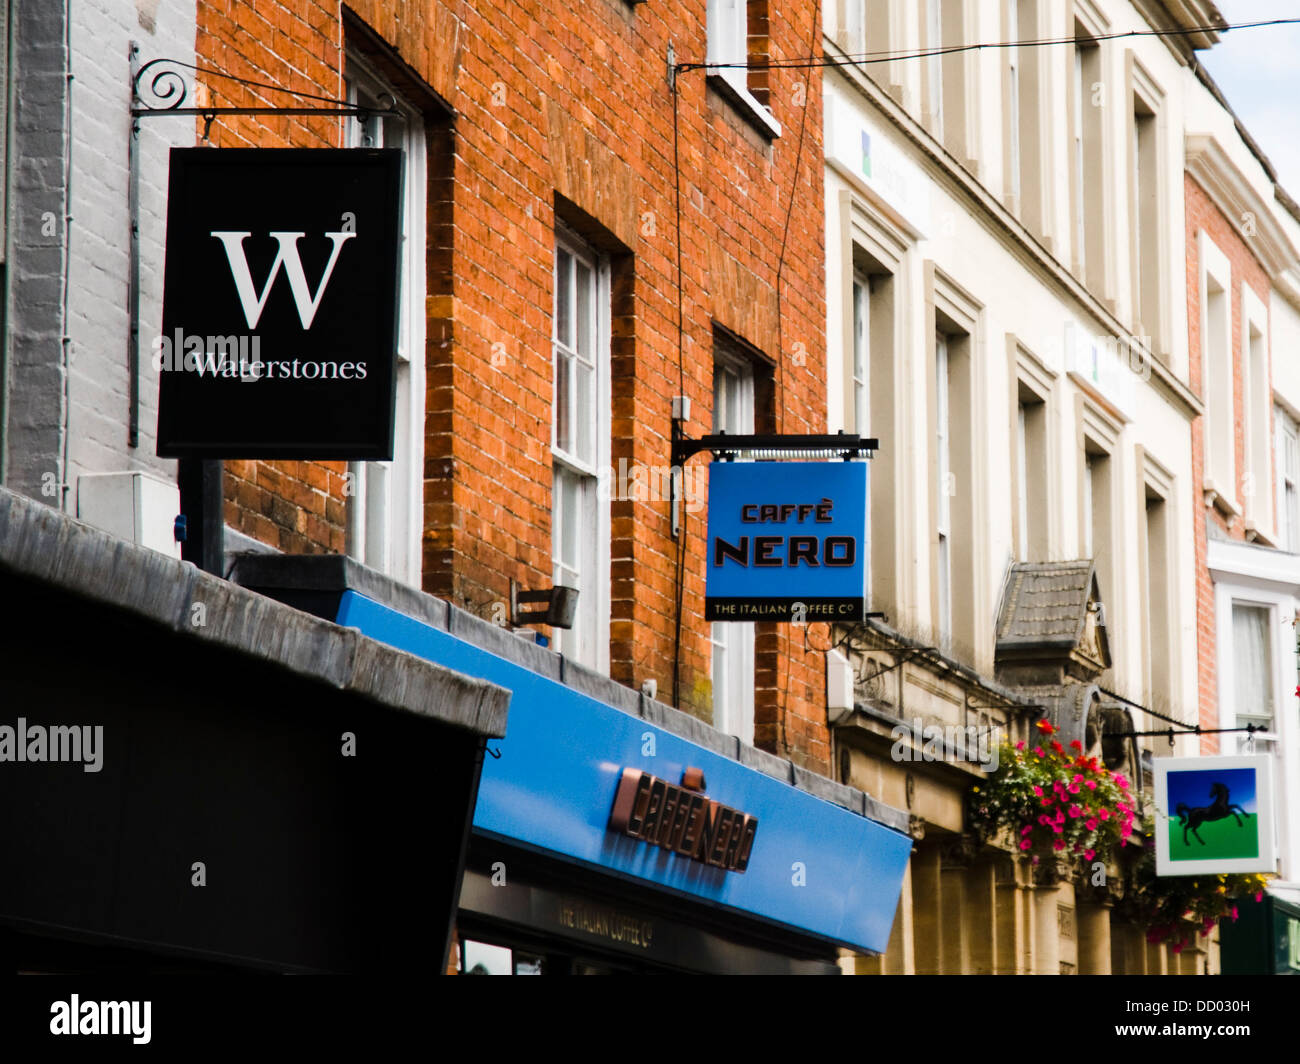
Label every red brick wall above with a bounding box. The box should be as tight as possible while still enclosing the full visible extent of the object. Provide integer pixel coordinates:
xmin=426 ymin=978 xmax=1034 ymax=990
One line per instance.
xmin=197 ymin=0 xmax=832 ymax=773
xmin=1184 ymin=173 xmax=1273 ymax=753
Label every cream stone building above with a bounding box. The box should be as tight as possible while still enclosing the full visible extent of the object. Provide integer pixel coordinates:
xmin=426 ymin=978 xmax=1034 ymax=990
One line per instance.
xmin=820 ymin=0 xmax=1252 ymax=974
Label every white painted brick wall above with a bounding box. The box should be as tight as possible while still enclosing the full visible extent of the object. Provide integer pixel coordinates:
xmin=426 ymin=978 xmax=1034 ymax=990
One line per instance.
xmin=66 ymin=0 xmax=196 ymax=491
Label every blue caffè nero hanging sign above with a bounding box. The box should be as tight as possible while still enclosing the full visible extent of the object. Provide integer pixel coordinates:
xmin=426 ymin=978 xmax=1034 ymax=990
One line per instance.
xmin=705 ymin=461 xmax=868 ymax=622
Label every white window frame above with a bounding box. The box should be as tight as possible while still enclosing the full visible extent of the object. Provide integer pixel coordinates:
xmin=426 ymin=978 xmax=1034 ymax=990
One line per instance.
xmin=344 ymin=58 xmax=425 ymax=587
xmin=1276 ymin=405 xmax=1300 ymax=552
xmin=706 ymin=0 xmax=782 ymax=137
xmin=711 ymin=346 xmax=756 ymax=744
xmin=924 ymin=0 xmax=944 ymax=139
xmin=1071 ymin=43 xmax=1086 ymax=277
xmin=936 ymin=330 xmax=952 ymax=644
xmin=1229 ymin=601 xmax=1277 ymax=743
xmin=1007 ymin=0 xmax=1021 ymax=204
xmin=1199 ymin=231 xmax=1236 ymax=512
xmin=1082 ymin=453 xmax=1095 ymax=558
xmin=850 ymin=270 xmax=870 ymax=436
xmin=1241 ymin=284 xmax=1272 ymax=538
xmin=551 ymin=229 xmax=611 ymax=674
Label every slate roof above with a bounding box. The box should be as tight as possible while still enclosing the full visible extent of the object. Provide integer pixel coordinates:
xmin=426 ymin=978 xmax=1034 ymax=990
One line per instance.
xmin=996 ymin=561 xmax=1099 ymax=651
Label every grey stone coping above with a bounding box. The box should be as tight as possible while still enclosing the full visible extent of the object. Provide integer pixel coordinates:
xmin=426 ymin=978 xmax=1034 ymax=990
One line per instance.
xmin=0 ymin=488 xmax=509 ymax=738
xmin=228 ymin=548 xmax=913 ymax=835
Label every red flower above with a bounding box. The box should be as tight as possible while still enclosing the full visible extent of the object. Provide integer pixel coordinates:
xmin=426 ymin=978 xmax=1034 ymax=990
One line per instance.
xmin=1035 ymin=719 xmax=1055 ymax=735
xmin=1069 ymin=740 xmax=1083 ymax=751
xmin=1051 ymin=740 xmax=1065 ymax=754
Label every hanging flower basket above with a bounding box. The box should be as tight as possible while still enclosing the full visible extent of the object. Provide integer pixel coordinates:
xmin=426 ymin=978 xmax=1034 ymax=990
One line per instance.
xmin=1120 ymin=818 xmax=1272 ymax=952
xmin=967 ymin=719 xmax=1137 ymax=869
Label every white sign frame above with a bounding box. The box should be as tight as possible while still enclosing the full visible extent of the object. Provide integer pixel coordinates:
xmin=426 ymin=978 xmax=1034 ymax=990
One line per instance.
xmin=1153 ymin=755 xmax=1276 ymax=876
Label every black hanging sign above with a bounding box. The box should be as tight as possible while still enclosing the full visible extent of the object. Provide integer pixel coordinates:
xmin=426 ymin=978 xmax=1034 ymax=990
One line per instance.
xmin=155 ymin=148 xmax=403 ymax=459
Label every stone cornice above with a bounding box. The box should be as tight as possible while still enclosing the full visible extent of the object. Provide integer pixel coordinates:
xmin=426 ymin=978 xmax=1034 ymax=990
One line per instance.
xmin=1186 ymin=133 xmax=1300 ymax=279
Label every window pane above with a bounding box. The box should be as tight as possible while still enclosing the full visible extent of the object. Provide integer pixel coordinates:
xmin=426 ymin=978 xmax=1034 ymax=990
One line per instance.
xmin=574 ymin=359 xmax=594 ymax=465
xmin=852 ymin=277 xmax=868 ymax=433
xmin=1232 ymin=605 xmax=1273 ymax=727
xmin=555 ymin=248 xmax=572 ymax=349
xmin=555 ymin=348 xmax=572 ymax=454
xmin=462 ymin=940 xmax=513 ymax=975
xmin=560 ymin=470 xmax=580 ymax=573
xmin=576 ymin=258 xmax=594 ymax=360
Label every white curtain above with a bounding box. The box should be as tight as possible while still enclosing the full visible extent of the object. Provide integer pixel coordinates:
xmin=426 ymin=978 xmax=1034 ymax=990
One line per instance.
xmin=1232 ymin=604 xmax=1273 ymax=730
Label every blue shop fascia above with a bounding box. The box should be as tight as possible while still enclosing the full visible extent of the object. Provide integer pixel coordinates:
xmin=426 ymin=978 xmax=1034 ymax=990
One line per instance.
xmin=236 ymin=555 xmax=914 ymax=975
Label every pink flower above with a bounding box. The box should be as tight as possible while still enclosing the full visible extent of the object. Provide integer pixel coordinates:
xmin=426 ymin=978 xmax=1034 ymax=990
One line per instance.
xmin=1016 ymin=740 xmax=1027 ymax=751
xmin=1021 ymin=825 xmax=1034 ymax=835
xmin=1038 ymin=815 xmax=1052 ymax=827
xmin=1085 ymin=818 xmax=1098 ymax=831
xmin=1020 ymin=839 xmax=1032 ymax=850
xmin=1033 ymin=747 xmax=1045 ymax=757
xmin=1231 ymin=906 xmax=1239 ymax=921
xmin=1068 ymin=782 xmax=1081 ymax=794
xmin=1072 ymin=774 xmax=1084 ymax=783
xmin=1114 ymin=775 xmax=1129 ymax=789
xmin=1084 ymin=849 xmax=1095 ymax=861
xmin=1068 ymin=805 xmax=1082 ymax=818
xmin=1052 ymin=825 xmax=1064 ymax=835
xmin=1085 ymin=780 xmax=1097 ymax=790
xmin=1255 ymin=892 xmax=1264 ymax=903
xmin=1053 ymin=839 xmax=1066 ymax=851
xmin=1032 ymin=785 xmax=1043 ymax=796
xmin=1099 ymin=809 xmax=1110 ymax=821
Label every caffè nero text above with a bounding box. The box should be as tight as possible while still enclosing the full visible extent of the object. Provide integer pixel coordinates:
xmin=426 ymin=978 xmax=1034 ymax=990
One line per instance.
xmin=713 ymin=497 xmax=856 ymax=568
xmin=608 ymin=767 xmax=758 ymax=873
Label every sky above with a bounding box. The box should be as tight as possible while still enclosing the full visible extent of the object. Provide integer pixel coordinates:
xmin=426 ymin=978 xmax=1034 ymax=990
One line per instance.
xmin=1198 ymin=0 xmax=1300 ymax=197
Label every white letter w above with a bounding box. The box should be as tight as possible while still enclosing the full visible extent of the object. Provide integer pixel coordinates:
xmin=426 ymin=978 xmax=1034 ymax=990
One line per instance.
xmin=211 ymin=231 xmax=356 ymax=329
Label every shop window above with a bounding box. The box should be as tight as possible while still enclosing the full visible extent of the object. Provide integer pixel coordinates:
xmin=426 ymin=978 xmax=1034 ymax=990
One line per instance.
xmin=344 ymin=57 xmax=426 ymax=587
xmin=711 ymin=342 xmax=756 ymax=743
xmin=459 ymin=938 xmax=545 ymax=975
xmin=552 ymin=230 xmax=611 ymax=673
xmin=707 ymin=0 xmax=781 ymax=137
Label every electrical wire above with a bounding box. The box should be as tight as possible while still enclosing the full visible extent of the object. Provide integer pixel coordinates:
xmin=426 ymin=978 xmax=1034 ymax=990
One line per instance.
xmin=676 ymin=18 xmax=1300 ymax=75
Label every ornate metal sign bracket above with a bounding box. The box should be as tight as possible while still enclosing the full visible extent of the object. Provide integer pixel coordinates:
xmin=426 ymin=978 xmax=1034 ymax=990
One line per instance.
xmin=125 ymin=43 xmax=400 ymax=449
